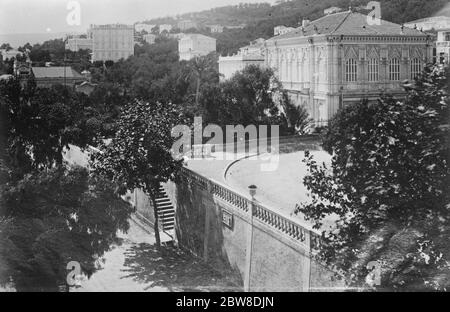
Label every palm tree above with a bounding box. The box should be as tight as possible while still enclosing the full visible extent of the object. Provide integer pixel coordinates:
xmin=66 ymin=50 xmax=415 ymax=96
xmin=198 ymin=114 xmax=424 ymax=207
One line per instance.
xmin=185 ymin=53 xmax=219 ymax=107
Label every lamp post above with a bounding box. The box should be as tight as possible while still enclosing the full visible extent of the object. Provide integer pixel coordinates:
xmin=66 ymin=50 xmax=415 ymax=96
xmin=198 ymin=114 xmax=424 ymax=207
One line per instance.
xmin=244 ymin=184 xmax=257 ymax=292
xmin=248 ymin=185 xmax=257 ymax=200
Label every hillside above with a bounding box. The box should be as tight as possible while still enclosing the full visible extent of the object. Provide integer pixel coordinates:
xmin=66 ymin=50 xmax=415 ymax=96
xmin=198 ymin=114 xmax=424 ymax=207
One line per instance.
xmin=142 ymin=0 xmax=450 ymax=55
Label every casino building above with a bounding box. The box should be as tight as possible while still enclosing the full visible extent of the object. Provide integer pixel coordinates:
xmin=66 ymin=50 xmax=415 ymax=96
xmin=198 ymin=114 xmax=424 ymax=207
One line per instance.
xmin=264 ymin=9 xmax=435 ymax=126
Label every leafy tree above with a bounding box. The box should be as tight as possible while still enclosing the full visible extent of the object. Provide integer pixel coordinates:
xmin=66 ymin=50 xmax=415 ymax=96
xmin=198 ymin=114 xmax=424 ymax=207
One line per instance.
xmin=182 ymin=53 xmax=220 ymax=108
xmin=199 ymin=65 xmax=291 ymax=132
xmin=0 ymin=166 xmax=132 ymax=291
xmin=0 ymin=43 xmax=12 ymax=51
xmin=92 ymin=100 xmax=183 ymax=247
xmin=0 ymin=77 xmax=100 ymax=174
xmin=296 ymin=65 xmax=450 ymax=291
xmin=280 ymin=90 xmax=312 ymax=135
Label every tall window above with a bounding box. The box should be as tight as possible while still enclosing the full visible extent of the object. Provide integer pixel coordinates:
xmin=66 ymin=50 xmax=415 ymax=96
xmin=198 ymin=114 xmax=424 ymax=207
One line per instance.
xmin=389 ymin=58 xmax=400 ymax=81
xmin=410 ymin=58 xmax=422 ymax=79
xmin=345 ymin=58 xmax=357 ymax=82
xmin=367 ymin=58 xmax=379 ymax=82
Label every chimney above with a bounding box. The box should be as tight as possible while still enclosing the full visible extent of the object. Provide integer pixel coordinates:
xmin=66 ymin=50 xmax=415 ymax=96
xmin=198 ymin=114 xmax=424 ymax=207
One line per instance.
xmin=302 ymin=19 xmax=310 ymax=27
xmin=314 ymin=25 xmax=319 ymax=34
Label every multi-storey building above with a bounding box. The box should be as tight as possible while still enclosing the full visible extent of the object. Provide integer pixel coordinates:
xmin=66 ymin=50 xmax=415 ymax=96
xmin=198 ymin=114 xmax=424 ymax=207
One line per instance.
xmin=65 ymin=36 xmax=93 ymax=52
xmin=90 ymin=24 xmax=134 ymax=62
xmin=324 ymin=6 xmax=343 ymax=15
xmin=274 ymin=25 xmax=296 ymax=36
xmin=209 ymin=25 xmax=224 ymax=33
xmin=437 ymin=28 xmax=450 ymax=64
xmin=177 ymin=20 xmax=197 ymax=31
xmin=159 ymin=24 xmax=173 ymax=34
xmin=0 ymin=49 xmax=23 ymax=61
xmin=178 ymin=34 xmax=216 ymax=61
xmin=264 ymin=9 xmax=434 ymax=127
xmin=405 ymin=16 xmax=450 ymax=32
xmin=143 ymin=34 xmax=157 ymax=44
xmin=134 ymin=23 xmax=155 ymax=33
xmin=219 ymin=39 xmax=265 ymax=80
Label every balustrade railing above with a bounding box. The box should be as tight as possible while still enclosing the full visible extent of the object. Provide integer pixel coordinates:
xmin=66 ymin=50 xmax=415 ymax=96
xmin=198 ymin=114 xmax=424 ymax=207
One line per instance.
xmin=179 ymin=166 xmax=322 ymax=251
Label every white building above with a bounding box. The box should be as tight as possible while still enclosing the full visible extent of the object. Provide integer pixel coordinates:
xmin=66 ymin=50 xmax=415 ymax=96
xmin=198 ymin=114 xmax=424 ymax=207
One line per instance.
xmin=178 ymin=34 xmax=216 ymax=61
xmin=209 ymin=25 xmax=224 ymax=33
xmin=219 ymin=39 xmax=265 ymax=80
xmin=177 ymin=20 xmax=197 ymax=31
xmin=405 ymin=16 xmax=450 ymax=31
xmin=159 ymin=24 xmax=173 ymax=34
xmin=274 ymin=25 xmax=296 ymax=36
xmin=143 ymin=34 xmax=157 ymax=44
xmin=437 ymin=28 xmax=450 ymax=64
xmin=324 ymin=7 xmax=342 ymax=15
xmin=90 ymin=24 xmax=134 ymax=62
xmin=265 ymin=10 xmax=433 ymax=127
xmin=0 ymin=49 xmax=23 ymax=61
xmin=135 ymin=23 xmax=155 ymax=33
xmin=65 ymin=37 xmax=93 ymax=51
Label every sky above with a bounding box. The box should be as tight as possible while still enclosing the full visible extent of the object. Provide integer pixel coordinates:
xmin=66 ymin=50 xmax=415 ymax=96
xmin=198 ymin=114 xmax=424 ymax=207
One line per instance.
xmin=0 ymin=0 xmax=277 ymax=35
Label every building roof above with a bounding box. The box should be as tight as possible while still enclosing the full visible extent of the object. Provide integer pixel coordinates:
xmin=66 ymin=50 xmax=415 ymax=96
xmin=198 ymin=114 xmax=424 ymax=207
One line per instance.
xmin=405 ymin=16 xmax=450 ymax=24
xmin=180 ymin=33 xmax=216 ymax=41
xmin=268 ymin=11 xmax=428 ymax=41
xmin=32 ymin=67 xmax=83 ymax=79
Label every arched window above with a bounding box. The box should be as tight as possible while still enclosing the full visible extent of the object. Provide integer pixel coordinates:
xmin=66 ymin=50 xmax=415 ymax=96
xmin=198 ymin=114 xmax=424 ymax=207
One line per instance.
xmin=389 ymin=58 xmax=400 ymax=81
xmin=367 ymin=58 xmax=379 ymax=82
xmin=345 ymin=58 xmax=357 ymax=82
xmin=410 ymin=58 xmax=422 ymax=79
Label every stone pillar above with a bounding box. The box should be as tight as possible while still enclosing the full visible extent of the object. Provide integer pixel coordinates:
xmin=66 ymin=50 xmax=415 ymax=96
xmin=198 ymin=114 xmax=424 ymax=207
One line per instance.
xmin=244 ymin=190 xmax=256 ymax=292
xmin=202 ymin=181 xmax=214 ymax=262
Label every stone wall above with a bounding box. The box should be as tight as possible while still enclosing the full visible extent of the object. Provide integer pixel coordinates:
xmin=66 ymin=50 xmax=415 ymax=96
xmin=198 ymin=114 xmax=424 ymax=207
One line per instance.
xmin=164 ymin=168 xmax=346 ymax=292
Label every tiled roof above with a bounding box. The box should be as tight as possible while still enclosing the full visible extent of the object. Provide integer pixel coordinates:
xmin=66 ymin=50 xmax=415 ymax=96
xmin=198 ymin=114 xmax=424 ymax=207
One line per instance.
xmin=268 ymin=11 xmax=428 ymax=41
xmin=32 ymin=67 xmax=83 ymax=79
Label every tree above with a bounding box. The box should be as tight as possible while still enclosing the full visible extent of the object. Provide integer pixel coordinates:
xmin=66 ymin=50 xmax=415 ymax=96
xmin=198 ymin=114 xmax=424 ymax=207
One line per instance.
xmin=92 ymin=100 xmax=183 ymax=247
xmin=199 ymin=65 xmax=292 ymax=132
xmin=183 ymin=53 xmax=219 ymax=108
xmin=0 ymin=166 xmax=133 ymax=291
xmin=0 ymin=77 xmax=100 ymax=173
xmin=279 ymin=90 xmax=312 ymax=135
xmin=296 ymin=65 xmax=450 ymax=291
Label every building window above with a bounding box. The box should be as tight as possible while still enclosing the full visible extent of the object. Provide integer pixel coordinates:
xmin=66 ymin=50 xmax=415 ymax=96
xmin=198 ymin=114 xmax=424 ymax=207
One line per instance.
xmin=445 ymin=32 xmax=450 ymax=41
xmin=367 ymin=58 xmax=379 ymax=82
xmin=410 ymin=58 xmax=422 ymax=79
xmin=345 ymin=58 xmax=357 ymax=82
xmin=389 ymin=58 xmax=400 ymax=81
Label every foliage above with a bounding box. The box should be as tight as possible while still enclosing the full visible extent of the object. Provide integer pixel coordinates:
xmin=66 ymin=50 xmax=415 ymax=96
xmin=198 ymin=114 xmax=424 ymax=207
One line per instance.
xmin=92 ymin=99 xmax=183 ymax=246
xmin=198 ymin=65 xmax=293 ymax=134
xmin=296 ymin=65 xmax=450 ymax=291
xmin=0 ymin=166 xmax=133 ymax=291
xmin=279 ymin=90 xmax=312 ymax=135
xmin=0 ymin=77 xmax=100 ymax=174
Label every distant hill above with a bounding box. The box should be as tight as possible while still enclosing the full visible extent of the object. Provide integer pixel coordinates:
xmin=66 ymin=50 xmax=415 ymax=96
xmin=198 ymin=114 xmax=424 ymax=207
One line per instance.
xmin=141 ymin=0 xmax=450 ymax=55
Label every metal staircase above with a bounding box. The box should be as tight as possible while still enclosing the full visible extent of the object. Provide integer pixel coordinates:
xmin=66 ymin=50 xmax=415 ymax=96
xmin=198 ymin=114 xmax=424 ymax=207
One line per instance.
xmin=155 ymin=185 xmax=175 ymax=234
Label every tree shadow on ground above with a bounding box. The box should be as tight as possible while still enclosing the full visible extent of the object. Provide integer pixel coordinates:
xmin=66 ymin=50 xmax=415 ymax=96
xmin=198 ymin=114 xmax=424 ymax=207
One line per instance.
xmin=121 ymin=243 xmax=241 ymax=292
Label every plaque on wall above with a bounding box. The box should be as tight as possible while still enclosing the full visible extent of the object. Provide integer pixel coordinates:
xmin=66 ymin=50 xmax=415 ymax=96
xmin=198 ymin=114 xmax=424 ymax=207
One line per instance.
xmin=221 ymin=208 xmax=234 ymax=230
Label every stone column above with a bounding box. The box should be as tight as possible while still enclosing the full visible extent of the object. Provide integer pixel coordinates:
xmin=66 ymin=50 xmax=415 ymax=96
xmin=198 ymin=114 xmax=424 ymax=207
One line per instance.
xmin=244 ymin=187 xmax=256 ymax=292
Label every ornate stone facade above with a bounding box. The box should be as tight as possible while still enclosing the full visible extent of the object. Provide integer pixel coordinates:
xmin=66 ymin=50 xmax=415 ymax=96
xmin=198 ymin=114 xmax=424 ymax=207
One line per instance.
xmin=264 ymin=11 xmax=434 ymax=127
